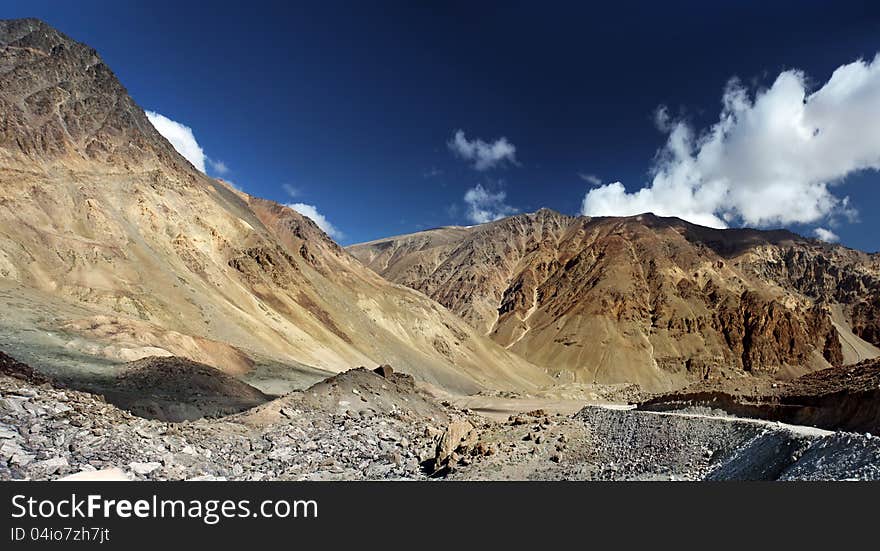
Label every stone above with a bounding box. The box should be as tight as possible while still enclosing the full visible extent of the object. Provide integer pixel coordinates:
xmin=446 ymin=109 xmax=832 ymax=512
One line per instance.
xmin=0 ymin=398 xmax=25 ymax=415
xmin=33 ymin=456 xmax=69 ymax=476
xmin=373 ymin=365 xmax=394 ymax=378
xmin=424 ymin=425 xmax=442 ymax=438
xmin=474 ymin=442 xmax=495 ymax=456
xmin=434 ymin=419 xmax=476 ymax=466
xmin=187 ymin=475 xmax=227 ymax=481
xmin=128 ymin=461 xmax=162 ymax=475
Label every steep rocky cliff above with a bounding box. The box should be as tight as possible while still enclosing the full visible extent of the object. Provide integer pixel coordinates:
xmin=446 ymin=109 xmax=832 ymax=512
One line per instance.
xmin=350 ymin=212 xmax=870 ymax=390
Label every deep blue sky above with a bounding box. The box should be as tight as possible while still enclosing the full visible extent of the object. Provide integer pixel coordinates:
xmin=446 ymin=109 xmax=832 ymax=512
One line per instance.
xmin=5 ymin=1 xmax=880 ymax=251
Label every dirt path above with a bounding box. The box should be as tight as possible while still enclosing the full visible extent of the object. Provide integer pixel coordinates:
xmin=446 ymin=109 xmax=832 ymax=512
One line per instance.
xmin=451 ymin=394 xmax=589 ymax=420
xmin=596 ymin=404 xmax=834 ymax=437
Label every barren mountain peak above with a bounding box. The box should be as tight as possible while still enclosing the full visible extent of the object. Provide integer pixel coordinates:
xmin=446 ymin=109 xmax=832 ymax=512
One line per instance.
xmin=0 ymin=18 xmax=550 ymax=397
xmin=0 ymin=18 xmax=195 ymax=174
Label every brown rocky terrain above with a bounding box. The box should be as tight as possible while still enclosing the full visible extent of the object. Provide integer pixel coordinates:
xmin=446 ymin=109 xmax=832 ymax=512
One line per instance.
xmin=2 ymin=351 xmax=878 ymax=481
xmin=0 ymin=18 xmax=550 ymax=396
xmin=100 ymin=356 xmax=272 ymax=422
xmin=730 ymin=238 xmax=880 ymax=357
xmin=1 ymin=18 xmax=879 ymax=484
xmin=353 ymin=209 xmax=575 ymax=334
xmin=639 ymin=358 xmax=880 ymax=434
xmin=351 ymin=211 xmax=879 ymax=391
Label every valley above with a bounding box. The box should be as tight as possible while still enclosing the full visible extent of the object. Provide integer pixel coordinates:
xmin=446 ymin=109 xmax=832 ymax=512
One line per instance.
xmin=0 ymin=18 xmax=878 ymax=482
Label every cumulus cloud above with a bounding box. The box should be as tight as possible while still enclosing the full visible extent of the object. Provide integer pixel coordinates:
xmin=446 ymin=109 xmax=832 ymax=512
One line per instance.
xmin=813 ymin=227 xmax=840 ymax=243
xmin=286 ymin=203 xmax=343 ymax=240
xmin=581 ymin=54 xmax=880 ymax=231
xmin=145 ymin=110 xmax=207 ymax=172
xmin=463 ymin=184 xmax=517 ymax=224
xmin=448 ymin=130 xmax=517 ymax=171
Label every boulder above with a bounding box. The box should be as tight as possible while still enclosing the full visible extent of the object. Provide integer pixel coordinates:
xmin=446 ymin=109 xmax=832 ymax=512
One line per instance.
xmin=429 ymin=419 xmax=479 ymax=474
xmin=128 ymin=461 xmax=162 ymax=476
xmin=373 ymin=365 xmax=394 ymax=378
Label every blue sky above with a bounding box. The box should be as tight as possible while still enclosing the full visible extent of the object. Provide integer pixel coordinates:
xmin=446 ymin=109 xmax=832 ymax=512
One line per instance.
xmin=5 ymin=1 xmax=880 ymax=251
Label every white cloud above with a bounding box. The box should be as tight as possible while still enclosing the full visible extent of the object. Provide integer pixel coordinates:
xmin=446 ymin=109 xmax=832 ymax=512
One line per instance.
xmin=579 ymin=173 xmax=602 ymax=186
xmin=448 ymin=130 xmax=517 ymax=171
xmin=582 ymin=53 xmax=880 ymax=230
xmin=282 ymin=184 xmax=301 ymax=198
xmin=286 ymin=203 xmax=343 ymax=240
xmin=813 ymin=227 xmax=840 ymax=243
xmin=463 ymin=184 xmax=517 ymax=224
xmin=145 ymin=110 xmax=207 ymax=172
xmin=208 ymin=158 xmax=230 ymax=175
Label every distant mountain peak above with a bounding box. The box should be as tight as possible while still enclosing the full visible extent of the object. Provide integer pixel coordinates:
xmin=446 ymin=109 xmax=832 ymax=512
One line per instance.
xmin=350 ymin=208 xmax=880 ymax=390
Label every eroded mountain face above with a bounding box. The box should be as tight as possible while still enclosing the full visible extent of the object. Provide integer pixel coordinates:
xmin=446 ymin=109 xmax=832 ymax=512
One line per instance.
xmin=0 ymin=18 xmax=551 ymax=394
xmin=350 ymin=211 xmax=879 ymax=390
xmin=0 ymin=19 xmax=190 ymax=172
xmin=354 ymin=209 xmax=574 ymax=335
xmin=734 ymin=241 xmax=880 ymax=351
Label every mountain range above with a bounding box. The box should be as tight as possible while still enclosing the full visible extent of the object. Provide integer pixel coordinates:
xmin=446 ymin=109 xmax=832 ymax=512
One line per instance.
xmin=1 ymin=18 xmax=878 ymax=398
xmin=350 ymin=209 xmax=880 ymax=390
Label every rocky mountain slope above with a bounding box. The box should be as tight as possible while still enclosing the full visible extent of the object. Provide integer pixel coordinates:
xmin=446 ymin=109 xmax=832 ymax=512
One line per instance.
xmin=350 ymin=211 xmax=880 ymax=391
xmin=0 ymin=18 xmax=550 ymax=395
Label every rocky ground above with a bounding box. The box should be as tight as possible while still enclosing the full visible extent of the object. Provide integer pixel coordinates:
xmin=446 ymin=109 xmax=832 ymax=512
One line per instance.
xmin=640 ymin=358 xmax=880 ymax=434
xmin=2 ymin=351 xmax=879 ymax=481
xmin=0 ymin=358 xmax=458 ymax=481
xmin=436 ymin=405 xmax=879 ymax=481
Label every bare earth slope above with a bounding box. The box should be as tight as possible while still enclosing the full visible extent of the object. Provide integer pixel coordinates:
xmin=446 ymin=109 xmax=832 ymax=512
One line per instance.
xmin=0 ymin=18 xmax=550 ymax=395
xmin=351 ymin=211 xmax=879 ymax=391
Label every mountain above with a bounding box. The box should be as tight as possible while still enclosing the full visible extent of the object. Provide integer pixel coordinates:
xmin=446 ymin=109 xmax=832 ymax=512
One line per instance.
xmin=350 ymin=210 xmax=880 ymax=391
xmin=0 ymin=18 xmax=551 ymax=394
xmin=352 ymin=209 xmax=575 ymax=334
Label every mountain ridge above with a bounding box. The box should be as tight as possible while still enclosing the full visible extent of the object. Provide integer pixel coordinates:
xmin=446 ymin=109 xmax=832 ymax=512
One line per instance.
xmin=0 ymin=18 xmax=551 ymax=395
xmin=349 ymin=209 xmax=880 ymax=390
